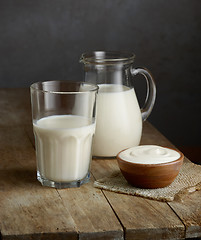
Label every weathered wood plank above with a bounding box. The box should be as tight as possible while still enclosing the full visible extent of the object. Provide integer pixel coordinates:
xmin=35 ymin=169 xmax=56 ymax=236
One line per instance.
xmin=141 ymin=121 xmax=176 ymax=148
xmin=1 ymin=88 xmax=201 ymax=239
xmin=91 ymin=159 xmax=185 ymax=240
xmin=0 ymin=88 xmax=124 ymax=239
xmin=24 ymin=124 xmax=35 ymax=147
xmin=0 ymin=127 xmax=77 ymax=240
xmin=142 ymin=122 xmax=201 ymax=239
xmin=57 ymin=178 xmax=123 ymax=240
xmin=0 ymin=88 xmax=32 ymax=127
xmin=91 ymin=121 xmax=201 ymax=239
xmin=0 ymin=126 xmax=123 ymax=239
xmin=169 ymin=191 xmax=201 ymax=239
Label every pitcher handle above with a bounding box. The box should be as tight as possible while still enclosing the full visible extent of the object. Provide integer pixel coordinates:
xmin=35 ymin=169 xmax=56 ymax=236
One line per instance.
xmin=131 ymin=67 xmax=156 ymax=121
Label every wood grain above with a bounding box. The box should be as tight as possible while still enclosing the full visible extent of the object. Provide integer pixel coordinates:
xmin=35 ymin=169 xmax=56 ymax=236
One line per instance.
xmin=142 ymin=122 xmax=201 ymax=239
xmin=0 ymin=88 xmax=201 ymax=239
xmin=57 ymin=178 xmax=123 ymax=240
xmin=141 ymin=121 xmax=176 ymax=148
xmin=169 ymin=191 xmax=201 ymax=239
xmin=0 ymin=127 xmax=77 ymax=239
xmin=0 ymin=125 xmax=123 ymax=238
xmin=91 ymin=159 xmax=185 ymax=240
xmin=0 ymin=88 xmax=32 ymax=127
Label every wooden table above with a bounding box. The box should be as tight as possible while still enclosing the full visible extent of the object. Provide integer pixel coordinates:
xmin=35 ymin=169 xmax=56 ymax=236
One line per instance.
xmin=0 ymin=88 xmax=200 ymax=240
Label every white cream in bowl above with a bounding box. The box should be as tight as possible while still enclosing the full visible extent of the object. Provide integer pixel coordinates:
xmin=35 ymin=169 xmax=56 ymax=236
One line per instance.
xmin=118 ymin=145 xmax=181 ymax=164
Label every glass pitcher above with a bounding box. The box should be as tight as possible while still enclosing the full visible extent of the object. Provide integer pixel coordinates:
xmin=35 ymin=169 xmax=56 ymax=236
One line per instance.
xmin=80 ymin=51 xmax=156 ymax=157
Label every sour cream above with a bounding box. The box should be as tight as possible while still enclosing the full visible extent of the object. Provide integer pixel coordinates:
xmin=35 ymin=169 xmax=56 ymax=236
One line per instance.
xmin=118 ymin=145 xmax=181 ymax=164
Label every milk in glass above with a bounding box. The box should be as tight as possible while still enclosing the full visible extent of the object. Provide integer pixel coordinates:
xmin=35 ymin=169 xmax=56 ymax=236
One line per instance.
xmin=33 ymin=115 xmax=95 ymax=182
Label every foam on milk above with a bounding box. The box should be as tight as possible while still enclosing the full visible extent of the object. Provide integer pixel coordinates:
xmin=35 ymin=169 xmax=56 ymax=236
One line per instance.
xmin=119 ymin=145 xmax=181 ymax=164
xmin=33 ymin=115 xmax=95 ymax=182
xmin=93 ymin=84 xmax=142 ymax=157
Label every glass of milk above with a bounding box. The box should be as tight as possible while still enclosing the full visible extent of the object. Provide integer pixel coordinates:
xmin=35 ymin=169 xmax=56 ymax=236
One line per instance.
xmin=80 ymin=51 xmax=156 ymax=157
xmin=30 ymin=81 xmax=98 ymax=188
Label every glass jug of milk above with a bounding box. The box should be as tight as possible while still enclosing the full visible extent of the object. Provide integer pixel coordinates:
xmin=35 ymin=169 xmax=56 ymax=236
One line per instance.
xmin=80 ymin=51 xmax=156 ymax=157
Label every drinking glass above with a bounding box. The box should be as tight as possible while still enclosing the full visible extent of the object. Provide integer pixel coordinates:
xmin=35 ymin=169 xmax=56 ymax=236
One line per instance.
xmin=30 ymin=81 xmax=98 ymax=188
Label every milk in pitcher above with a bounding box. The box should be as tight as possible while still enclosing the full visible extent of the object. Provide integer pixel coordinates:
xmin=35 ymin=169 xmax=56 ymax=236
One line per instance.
xmin=93 ymin=84 xmax=142 ymax=157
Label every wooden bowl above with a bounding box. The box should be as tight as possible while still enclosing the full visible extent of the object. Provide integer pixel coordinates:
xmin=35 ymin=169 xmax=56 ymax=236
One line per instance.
xmin=117 ymin=146 xmax=184 ymax=189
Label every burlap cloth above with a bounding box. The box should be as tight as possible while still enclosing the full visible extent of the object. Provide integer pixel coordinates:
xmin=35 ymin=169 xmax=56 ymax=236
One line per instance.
xmin=94 ymin=158 xmax=201 ymax=202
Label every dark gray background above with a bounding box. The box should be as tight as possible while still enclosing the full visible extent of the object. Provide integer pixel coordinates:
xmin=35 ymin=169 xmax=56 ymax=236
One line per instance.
xmin=0 ymin=0 xmax=201 ymax=148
